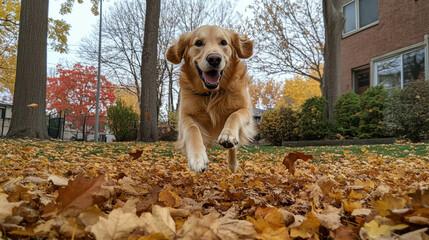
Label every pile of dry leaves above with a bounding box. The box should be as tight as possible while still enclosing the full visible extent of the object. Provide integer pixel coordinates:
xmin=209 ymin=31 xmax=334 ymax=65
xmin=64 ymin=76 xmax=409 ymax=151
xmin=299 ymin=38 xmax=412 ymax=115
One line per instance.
xmin=0 ymin=139 xmax=428 ymax=239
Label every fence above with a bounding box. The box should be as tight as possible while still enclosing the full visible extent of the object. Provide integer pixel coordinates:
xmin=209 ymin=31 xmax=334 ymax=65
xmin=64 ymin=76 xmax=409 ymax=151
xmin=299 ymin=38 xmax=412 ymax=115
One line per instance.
xmin=48 ymin=113 xmax=115 ymax=142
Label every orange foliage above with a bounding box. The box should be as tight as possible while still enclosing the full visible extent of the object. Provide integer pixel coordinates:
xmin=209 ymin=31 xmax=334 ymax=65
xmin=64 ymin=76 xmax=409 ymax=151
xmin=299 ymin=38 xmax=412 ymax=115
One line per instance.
xmin=249 ymin=79 xmax=283 ymax=109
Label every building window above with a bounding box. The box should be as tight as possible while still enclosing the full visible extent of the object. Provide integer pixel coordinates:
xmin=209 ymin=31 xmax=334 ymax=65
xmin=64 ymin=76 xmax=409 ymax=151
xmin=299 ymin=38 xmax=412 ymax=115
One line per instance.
xmin=343 ymin=0 xmax=379 ymax=34
xmin=373 ymin=48 xmax=426 ymax=91
xmin=353 ymin=68 xmax=370 ymax=95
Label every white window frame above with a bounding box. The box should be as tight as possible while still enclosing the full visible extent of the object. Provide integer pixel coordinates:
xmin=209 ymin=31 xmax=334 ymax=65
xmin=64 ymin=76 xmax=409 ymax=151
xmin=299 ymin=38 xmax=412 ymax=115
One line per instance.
xmin=342 ymin=0 xmax=379 ymax=37
xmin=370 ymin=41 xmax=428 ymax=89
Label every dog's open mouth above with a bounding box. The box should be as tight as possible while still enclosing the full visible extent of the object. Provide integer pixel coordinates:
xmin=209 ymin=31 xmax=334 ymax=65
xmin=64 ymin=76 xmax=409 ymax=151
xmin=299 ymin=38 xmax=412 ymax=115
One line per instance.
xmin=196 ymin=64 xmax=223 ymax=90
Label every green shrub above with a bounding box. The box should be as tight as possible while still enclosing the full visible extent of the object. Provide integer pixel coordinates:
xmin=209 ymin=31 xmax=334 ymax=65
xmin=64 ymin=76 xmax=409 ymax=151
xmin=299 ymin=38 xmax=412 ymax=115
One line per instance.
xmin=358 ymin=86 xmax=388 ymax=138
xmin=259 ymin=107 xmax=300 ymax=145
xmin=158 ymin=111 xmax=178 ymax=141
xmin=384 ymin=80 xmax=429 ymax=142
xmin=107 ymin=99 xmax=139 ymax=141
xmin=334 ymin=91 xmax=361 ymax=138
xmin=299 ymin=96 xmax=331 ymax=140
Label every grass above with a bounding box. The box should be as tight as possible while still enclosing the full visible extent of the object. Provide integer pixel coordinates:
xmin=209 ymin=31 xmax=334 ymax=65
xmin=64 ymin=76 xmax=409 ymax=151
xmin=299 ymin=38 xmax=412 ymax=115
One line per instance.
xmin=1 ymin=138 xmax=428 ymax=162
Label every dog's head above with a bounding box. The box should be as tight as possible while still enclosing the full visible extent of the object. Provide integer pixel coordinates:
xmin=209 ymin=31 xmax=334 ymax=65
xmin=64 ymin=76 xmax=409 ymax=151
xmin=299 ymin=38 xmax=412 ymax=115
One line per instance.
xmin=166 ymin=25 xmax=253 ymax=90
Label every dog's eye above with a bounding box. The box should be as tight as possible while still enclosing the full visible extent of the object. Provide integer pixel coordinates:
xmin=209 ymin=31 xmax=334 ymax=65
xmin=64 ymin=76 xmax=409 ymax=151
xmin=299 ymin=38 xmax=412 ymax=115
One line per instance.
xmin=220 ymin=40 xmax=227 ymax=46
xmin=195 ymin=40 xmax=203 ymax=47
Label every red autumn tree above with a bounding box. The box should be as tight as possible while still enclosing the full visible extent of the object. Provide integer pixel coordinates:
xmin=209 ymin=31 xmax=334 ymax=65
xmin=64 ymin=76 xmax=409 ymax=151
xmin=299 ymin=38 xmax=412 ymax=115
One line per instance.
xmin=47 ymin=63 xmax=116 ymax=138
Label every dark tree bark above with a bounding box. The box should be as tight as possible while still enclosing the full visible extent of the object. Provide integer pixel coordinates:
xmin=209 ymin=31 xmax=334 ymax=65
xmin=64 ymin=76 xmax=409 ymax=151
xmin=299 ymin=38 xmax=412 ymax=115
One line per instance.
xmin=7 ymin=0 xmax=50 ymax=139
xmin=138 ymin=0 xmax=160 ymax=141
xmin=322 ymin=0 xmax=345 ymax=122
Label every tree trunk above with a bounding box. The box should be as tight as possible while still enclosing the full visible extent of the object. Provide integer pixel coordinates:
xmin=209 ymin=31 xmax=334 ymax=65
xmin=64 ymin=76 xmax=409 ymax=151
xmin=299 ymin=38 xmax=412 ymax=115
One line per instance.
xmin=138 ymin=0 xmax=160 ymax=142
xmin=322 ymin=0 xmax=344 ymax=122
xmin=7 ymin=0 xmax=50 ymax=139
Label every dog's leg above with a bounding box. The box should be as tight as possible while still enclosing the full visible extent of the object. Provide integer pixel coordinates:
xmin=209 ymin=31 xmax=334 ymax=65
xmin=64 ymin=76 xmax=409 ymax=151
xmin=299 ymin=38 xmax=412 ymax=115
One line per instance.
xmin=180 ymin=118 xmax=209 ymax=173
xmin=218 ymin=108 xmax=252 ymax=149
xmin=228 ymin=148 xmax=238 ymax=172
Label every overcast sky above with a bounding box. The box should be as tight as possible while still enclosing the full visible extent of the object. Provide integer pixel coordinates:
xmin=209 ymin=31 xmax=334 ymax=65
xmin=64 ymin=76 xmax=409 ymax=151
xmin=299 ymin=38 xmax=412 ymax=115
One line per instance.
xmin=47 ymin=0 xmax=118 ymax=69
xmin=47 ymin=0 xmax=251 ymax=71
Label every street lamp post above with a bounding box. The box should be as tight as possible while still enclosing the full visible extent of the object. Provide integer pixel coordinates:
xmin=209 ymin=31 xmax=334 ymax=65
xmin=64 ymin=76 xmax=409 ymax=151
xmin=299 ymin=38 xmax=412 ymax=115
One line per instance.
xmin=94 ymin=0 xmax=103 ymax=142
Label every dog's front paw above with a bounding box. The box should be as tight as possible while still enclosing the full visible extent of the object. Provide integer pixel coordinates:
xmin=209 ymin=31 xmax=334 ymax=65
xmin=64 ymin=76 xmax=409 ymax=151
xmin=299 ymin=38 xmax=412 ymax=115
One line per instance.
xmin=218 ymin=131 xmax=239 ymax=149
xmin=188 ymin=151 xmax=209 ymax=173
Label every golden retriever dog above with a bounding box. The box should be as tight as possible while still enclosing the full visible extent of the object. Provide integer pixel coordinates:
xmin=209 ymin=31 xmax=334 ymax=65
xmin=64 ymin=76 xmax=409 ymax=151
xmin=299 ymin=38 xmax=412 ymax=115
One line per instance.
xmin=166 ymin=25 xmax=256 ymax=173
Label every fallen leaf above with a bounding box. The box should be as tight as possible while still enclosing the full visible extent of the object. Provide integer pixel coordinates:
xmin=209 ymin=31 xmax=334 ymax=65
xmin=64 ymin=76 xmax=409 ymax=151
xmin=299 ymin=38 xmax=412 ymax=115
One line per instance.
xmin=128 ymin=150 xmax=143 ymax=160
xmin=315 ymin=212 xmax=342 ymax=230
xmin=374 ymin=194 xmax=407 ymax=217
xmin=42 ymin=173 xmax=106 ymax=218
xmin=258 ymin=227 xmax=290 ymax=240
xmin=282 ymin=151 xmax=313 ymax=175
xmin=138 ymin=205 xmax=176 ymax=239
xmin=351 ymin=208 xmax=372 ymax=217
xmin=54 ymin=215 xmax=86 ymax=239
xmin=290 ymin=212 xmax=320 ymax=239
xmin=399 ymin=227 xmax=429 ymax=240
xmin=177 ymin=207 xmax=257 ymax=240
xmin=47 ymin=175 xmax=69 ymax=187
xmin=78 ymin=205 xmax=107 ymax=230
xmin=158 ymin=188 xmax=182 ymax=208
xmin=343 ymin=200 xmax=362 ymax=213
xmin=316 ymin=176 xmax=338 ymax=195
xmin=330 ymin=227 xmax=358 ymax=240
xmin=0 ymin=197 xmax=25 ymax=222
xmin=138 ymin=232 xmax=170 ymax=240
xmin=89 ymin=207 xmax=139 ymax=240
xmin=360 ymin=220 xmax=408 ymax=239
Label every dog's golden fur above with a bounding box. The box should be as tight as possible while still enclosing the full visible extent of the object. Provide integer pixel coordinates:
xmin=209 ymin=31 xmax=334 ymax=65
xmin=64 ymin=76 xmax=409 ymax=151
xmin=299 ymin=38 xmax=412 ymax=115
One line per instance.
xmin=166 ymin=25 xmax=256 ymax=173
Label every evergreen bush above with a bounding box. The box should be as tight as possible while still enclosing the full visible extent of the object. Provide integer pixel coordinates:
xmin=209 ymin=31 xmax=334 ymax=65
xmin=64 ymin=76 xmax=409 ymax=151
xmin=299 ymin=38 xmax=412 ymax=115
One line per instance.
xmin=107 ymin=99 xmax=139 ymax=141
xmin=259 ymin=107 xmax=300 ymax=145
xmin=384 ymin=80 xmax=429 ymax=142
xmin=334 ymin=91 xmax=361 ymax=138
xmin=299 ymin=96 xmax=331 ymax=140
xmin=358 ymin=86 xmax=388 ymax=138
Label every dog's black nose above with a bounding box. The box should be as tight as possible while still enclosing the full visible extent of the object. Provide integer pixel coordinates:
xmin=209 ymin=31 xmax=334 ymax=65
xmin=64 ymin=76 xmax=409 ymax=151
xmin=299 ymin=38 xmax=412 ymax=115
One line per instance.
xmin=206 ymin=53 xmax=222 ymax=67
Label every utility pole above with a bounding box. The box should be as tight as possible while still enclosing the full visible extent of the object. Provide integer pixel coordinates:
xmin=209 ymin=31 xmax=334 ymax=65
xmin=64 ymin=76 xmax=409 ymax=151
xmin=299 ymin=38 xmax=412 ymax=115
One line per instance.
xmin=94 ymin=0 xmax=103 ymax=142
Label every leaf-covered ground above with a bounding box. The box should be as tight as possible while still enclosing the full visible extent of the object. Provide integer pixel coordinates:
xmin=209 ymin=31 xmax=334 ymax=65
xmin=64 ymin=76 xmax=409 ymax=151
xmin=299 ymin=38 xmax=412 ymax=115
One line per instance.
xmin=0 ymin=138 xmax=428 ymax=239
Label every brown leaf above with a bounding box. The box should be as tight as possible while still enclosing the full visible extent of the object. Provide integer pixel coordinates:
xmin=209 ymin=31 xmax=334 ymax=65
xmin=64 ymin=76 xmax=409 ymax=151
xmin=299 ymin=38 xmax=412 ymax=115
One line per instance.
xmin=146 ymin=110 xmax=150 ymax=121
xmin=282 ymin=151 xmax=313 ymax=175
xmin=159 ymin=188 xmax=182 ymax=208
xmin=27 ymin=103 xmax=38 ymax=109
xmin=330 ymin=227 xmax=358 ymax=240
xmin=128 ymin=149 xmax=143 ymax=160
xmin=42 ymin=173 xmax=106 ymax=218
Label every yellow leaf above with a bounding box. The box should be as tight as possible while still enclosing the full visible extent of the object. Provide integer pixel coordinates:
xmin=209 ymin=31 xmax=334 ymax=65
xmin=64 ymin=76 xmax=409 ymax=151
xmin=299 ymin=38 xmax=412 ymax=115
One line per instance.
xmin=347 ymin=190 xmax=364 ymax=200
xmin=343 ymin=200 xmax=362 ymax=212
xmin=363 ymin=220 xmax=408 ymax=239
xmin=374 ymin=194 xmax=407 ymax=217
xmin=290 ymin=212 xmax=319 ymax=239
xmin=258 ymin=227 xmax=290 ymax=240
xmin=137 ymin=232 xmax=170 ymax=240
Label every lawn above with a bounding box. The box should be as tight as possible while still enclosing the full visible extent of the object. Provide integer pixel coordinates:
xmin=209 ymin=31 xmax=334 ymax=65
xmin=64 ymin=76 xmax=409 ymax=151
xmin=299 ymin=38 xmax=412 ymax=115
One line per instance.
xmin=0 ymin=138 xmax=428 ymax=239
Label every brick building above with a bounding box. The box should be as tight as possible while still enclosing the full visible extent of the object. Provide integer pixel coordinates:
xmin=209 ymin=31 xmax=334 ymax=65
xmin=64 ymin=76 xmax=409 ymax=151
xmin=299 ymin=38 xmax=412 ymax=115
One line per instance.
xmin=340 ymin=0 xmax=429 ymax=94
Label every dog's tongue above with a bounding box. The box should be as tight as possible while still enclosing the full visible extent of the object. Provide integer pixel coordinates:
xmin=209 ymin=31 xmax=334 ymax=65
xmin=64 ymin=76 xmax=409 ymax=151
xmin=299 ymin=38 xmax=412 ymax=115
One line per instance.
xmin=202 ymin=70 xmax=220 ymax=85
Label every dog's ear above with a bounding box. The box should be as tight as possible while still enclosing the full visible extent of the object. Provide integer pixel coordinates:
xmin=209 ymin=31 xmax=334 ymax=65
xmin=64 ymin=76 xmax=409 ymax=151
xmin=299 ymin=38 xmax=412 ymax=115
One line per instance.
xmin=230 ymin=31 xmax=254 ymax=59
xmin=166 ymin=33 xmax=190 ymax=64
